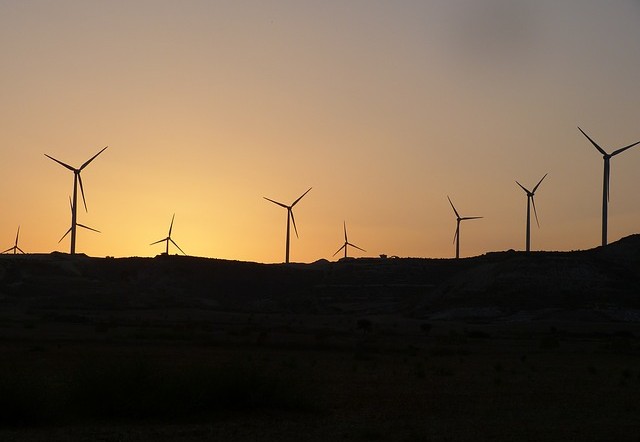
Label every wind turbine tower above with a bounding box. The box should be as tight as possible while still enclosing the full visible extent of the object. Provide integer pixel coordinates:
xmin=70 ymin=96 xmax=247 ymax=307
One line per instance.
xmin=333 ymin=221 xmax=366 ymax=259
xmin=2 ymin=226 xmax=25 ymax=255
xmin=59 ymin=197 xmax=101 ymax=246
xmin=264 ymin=187 xmax=311 ymax=263
xmin=45 ymin=146 xmax=108 ymax=255
xmin=447 ymin=196 xmax=482 ymax=259
xmin=578 ymin=127 xmax=640 ymax=246
xmin=515 ymin=174 xmax=547 ymax=252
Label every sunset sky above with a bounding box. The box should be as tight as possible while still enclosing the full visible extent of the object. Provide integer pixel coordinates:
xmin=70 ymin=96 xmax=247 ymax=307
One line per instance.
xmin=1 ymin=1 xmax=640 ymax=262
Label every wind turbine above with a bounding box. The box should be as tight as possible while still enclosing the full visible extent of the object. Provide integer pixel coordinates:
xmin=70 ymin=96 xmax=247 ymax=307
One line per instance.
xmin=59 ymin=197 xmax=100 ymax=246
xmin=263 ymin=187 xmax=312 ymax=263
xmin=578 ymin=127 xmax=640 ymax=246
xmin=447 ymin=196 xmax=482 ymax=259
xmin=45 ymin=146 xmax=108 ymax=255
xmin=333 ymin=221 xmax=366 ymax=259
xmin=515 ymin=174 xmax=547 ymax=252
xmin=2 ymin=226 xmax=25 ymax=254
xmin=150 ymin=214 xmax=186 ymax=256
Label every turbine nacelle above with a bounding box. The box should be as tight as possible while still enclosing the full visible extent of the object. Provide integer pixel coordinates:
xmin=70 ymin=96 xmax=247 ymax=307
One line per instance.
xmin=447 ymin=196 xmax=482 ymax=259
xmin=2 ymin=226 xmax=25 ymax=255
xmin=150 ymin=214 xmax=186 ymax=256
xmin=45 ymin=146 xmax=108 ymax=255
xmin=264 ymin=187 xmax=312 ymax=263
xmin=516 ymin=174 xmax=547 ymax=252
xmin=333 ymin=221 xmax=365 ymax=258
xmin=578 ymin=126 xmax=640 ymax=246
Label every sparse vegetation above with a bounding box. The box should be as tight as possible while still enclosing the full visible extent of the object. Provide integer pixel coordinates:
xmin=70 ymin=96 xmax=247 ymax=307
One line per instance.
xmin=2 ymin=247 xmax=640 ymax=440
xmin=0 ymin=355 xmax=320 ymax=427
xmin=420 ymin=322 xmax=432 ymax=335
xmin=356 ymin=318 xmax=373 ymax=333
xmin=0 ymin=366 xmax=58 ymax=427
xmin=539 ymin=336 xmax=560 ymax=349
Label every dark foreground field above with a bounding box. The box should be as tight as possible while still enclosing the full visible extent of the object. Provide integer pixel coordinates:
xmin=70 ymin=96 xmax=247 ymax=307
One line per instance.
xmin=1 ymin=322 xmax=640 ymax=442
xmin=1 ymin=236 xmax=640 ymax=441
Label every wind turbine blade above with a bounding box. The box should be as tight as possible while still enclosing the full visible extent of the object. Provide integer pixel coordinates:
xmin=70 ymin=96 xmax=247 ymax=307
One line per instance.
xmin=1 ymin=247 xmax=12 ymax=254
xmin=290 ymin=209 xmax=299 ymax=238
xmin=533 ymin=173 xmax=548 ymax=193
xmin=263 ymin=197 xmax=288 ymax=209
xmin=333 ymin=244 xmax=346 ymax=257
xmin=291 ymin=187 xmax=312 ymax=207
xmin=343 ymin=221 xmax=348 ymax=242
xmin=59 ymin=228 xmax=72 ymax=243
xmin=531 ymin=196 xmax=540 ymax=228
xmin=578 ymin=127 xmax=608 ymax=156
xmin=447 ymin=196 xmax=460 ymax=218
xmin=461 ymin=216 xmax=483 ymax=221
xmin=515 ymin=181 xmax=531 ymax=194
xmin=348 ymin=242 xmax=366 ymax=253
xmin=80 ymin=146 xmax=108 ymax=170
xmin=169 ymin=214 xmax=175 ymax=236
xmin=150 ymin=238 xmax=168 ymax=246
xmin=45 ymin=154 xmax=75 ymax=171
xmin=77 ymin=223 xmax=101 ymax=233
xmin=15 ymin=226 xmax=20 ymax=246
xmin=170 ymin=238 xmax=187 ymax=255
xmin=78 ymin=174 xmax=88 ymax=212
xmin=17 ymin=247 xmax=25 ymax=254
xmin=453 ymin=225 xmax=459 ymax=245
xmin=611 ymin=139 xmax=640 ymax=157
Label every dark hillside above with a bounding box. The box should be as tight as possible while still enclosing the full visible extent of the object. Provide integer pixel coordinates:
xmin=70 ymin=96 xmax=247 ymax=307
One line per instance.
xmin=0 ymin=234 xmax=639 ymax=321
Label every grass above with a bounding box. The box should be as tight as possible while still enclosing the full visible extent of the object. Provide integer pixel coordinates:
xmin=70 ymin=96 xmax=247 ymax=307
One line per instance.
xmin=0 ymin=365 xmax=58 ymax=427
xmin=0 ymin=355 xmax=320 ymax=427
xmin=1 ymin=320 xmax=639 ymax=440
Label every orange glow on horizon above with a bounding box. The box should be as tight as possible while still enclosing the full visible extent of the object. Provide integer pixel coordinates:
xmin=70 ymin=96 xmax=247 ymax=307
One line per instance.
xmin=1 ymin=2 xmax=640 ymax=263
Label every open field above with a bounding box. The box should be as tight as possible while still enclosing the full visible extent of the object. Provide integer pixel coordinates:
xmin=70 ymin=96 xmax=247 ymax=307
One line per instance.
xmin=1 ymin=319 xmax=640 ymax=441
xmin=1 ymin=236 xmax=640 ymax=440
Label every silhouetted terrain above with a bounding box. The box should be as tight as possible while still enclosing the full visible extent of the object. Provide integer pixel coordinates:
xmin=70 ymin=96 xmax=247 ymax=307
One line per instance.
xmin=1 ymin=234 xmax=639 ymax=321
xmin=1 ymin=236 xmax=639 ymax=441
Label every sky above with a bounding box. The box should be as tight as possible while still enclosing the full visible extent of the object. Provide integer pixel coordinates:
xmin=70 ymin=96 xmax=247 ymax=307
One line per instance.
xmin=1 ymin=0 xmax=640 ymax=262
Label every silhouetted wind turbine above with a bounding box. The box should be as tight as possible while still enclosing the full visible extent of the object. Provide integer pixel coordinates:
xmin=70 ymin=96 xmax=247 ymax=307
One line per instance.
xmin=333 ymin=221 xmax=366 ymax=259
xmin=263 ymin=187 xmax=311 ymax=263
xmin=578 ymin=127 xmax=640 ymax=246
xmin=150 ymin=214 xmax=186 ymax=256
xmin=515 ymin=174 xmax=547 ymax=252
xmin=2 ymin=226 xmax=25 ymax=254
xmin=447 ymin=196 xmax=482 ymax=259
xmin=45 ymin=146 xmax=108 ymax=255
xmin=59 ymin=197 xmax=100 ymax=245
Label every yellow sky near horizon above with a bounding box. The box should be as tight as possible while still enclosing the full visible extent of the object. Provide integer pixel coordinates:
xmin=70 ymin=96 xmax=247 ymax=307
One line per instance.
xmin=1 ymin=1 xmax=640 ymax=262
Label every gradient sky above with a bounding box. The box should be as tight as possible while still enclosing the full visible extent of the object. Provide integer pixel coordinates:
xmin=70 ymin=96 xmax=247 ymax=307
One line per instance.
xmin=1 ymin=0 xmax=640 ymax=262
